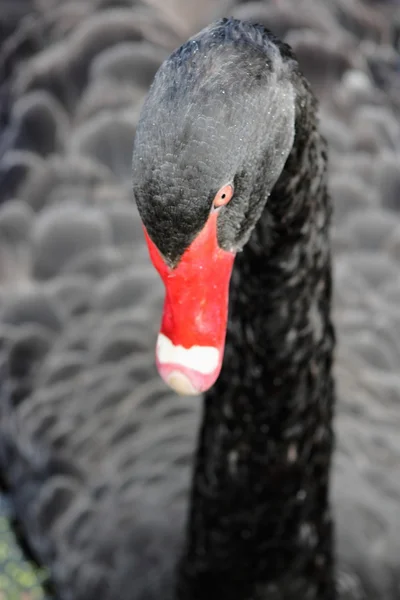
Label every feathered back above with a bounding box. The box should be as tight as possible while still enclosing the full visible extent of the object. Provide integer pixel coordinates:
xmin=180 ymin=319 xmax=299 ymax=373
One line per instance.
xmin=0 ymin=0 xmax=400 ymax=599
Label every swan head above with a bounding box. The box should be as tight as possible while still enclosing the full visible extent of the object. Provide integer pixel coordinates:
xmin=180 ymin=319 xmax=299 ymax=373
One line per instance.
xmin=132 ymin=18 xmax=297 ymax=395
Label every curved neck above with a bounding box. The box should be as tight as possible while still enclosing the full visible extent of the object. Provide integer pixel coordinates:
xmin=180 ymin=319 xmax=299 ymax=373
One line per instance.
xmin=177 ymin=87 xmax=336 ymax=600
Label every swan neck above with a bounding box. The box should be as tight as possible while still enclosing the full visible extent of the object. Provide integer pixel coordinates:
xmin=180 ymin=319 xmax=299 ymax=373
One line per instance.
xmin=177 ymin=91 xmax=336 ymax=599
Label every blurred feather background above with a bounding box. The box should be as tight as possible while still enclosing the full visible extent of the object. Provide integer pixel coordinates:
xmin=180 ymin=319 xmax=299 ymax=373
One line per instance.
xmin=0 ymin=0 xmax=400 ymax=598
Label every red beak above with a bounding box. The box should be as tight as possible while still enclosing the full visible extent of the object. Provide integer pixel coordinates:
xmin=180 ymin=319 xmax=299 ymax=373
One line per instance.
xmin=144 ymin=211 xmax=235 ymax=395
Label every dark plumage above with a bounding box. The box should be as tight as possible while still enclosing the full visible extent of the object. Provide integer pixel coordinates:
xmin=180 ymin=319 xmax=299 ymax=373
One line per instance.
xmin=135 ymin=20 xmax=334 ymax=598
xmin=0 ymin=4 xmax=400 ymax=600
xmin=133 ymin=20 xmax=298 ymax=264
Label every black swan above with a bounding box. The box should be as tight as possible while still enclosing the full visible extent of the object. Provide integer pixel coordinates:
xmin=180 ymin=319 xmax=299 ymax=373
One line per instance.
xmin=132 ymin=18 xmax=335 ymax=599
xmin=1 ymin=5 xmax=400 ymax=600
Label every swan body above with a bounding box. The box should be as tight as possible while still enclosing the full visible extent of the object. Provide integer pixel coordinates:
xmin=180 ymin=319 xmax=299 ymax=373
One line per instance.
xmin=0 ymin=2 xmax=399 ymax=599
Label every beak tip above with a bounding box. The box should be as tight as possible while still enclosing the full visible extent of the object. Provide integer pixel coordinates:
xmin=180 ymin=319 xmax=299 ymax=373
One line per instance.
xmin=155 ymin=333 xmax=222 ymax=395
xmin=166 ymin=371 xmax=202 ymax=396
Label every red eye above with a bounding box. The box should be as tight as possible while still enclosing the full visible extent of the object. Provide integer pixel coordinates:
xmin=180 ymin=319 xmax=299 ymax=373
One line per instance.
xmin=213 ymin=183 xmax=234 ymax=208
